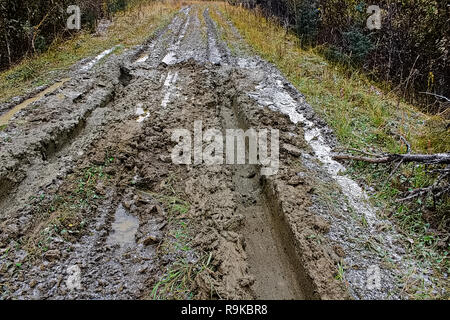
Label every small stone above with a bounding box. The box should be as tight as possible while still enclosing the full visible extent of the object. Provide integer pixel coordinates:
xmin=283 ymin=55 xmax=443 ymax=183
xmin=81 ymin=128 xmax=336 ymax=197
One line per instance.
xmin=91 ymin=151 xmax=105 ymax=165
xmin=156 ymin=205 xmax=165 ymax=216
xmin=43 ymin=249 xmax=61 ymax=261
xmin=159 ymin=154 xmax=171 ymax=163
xmin=138 ymin=267 xmax=148 ymax=274
xmin=123 ymin=201 xmax=132 ymax=210
xmin=142 ymin=233 xmax=162 ymax=246
xmin=312 ymin=216 xmax=330 ymax=233
xmin=29 ymin=279 xmax=37 ymax=288
xmin=239 ymin=276 xmax=255 ymax=287
xmin=333 ymin=245 xmax=345 ymax=258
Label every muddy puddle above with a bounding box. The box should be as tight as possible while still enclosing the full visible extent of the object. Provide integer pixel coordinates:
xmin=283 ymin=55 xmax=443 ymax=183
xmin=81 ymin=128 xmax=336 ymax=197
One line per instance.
xmin=0 ymin=78 xmax=70 ymax=127
xmin=107 ymin=204 xmax=139 ymax=248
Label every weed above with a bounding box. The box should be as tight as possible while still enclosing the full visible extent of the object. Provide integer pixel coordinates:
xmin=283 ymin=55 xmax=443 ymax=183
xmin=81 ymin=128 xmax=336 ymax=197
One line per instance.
xmin=152 ymin=253 xmax=214 ymax=300
xmin=335 ymin=261 xmax=345 ymax=282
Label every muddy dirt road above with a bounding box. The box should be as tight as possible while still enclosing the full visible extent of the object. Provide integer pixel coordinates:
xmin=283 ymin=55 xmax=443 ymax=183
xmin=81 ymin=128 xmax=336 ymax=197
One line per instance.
xmin=0 ymin=5 xmax=414 ymax=300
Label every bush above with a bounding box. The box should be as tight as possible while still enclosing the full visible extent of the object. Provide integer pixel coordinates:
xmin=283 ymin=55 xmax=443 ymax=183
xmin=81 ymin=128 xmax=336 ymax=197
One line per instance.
xmin=293 ymin=0 xmax=319 ymax=46
xmin=0 ymin=0 xmax=133 ymax=71
xmin=342 ymin=28 xmax=373 ymax=64
xmin=238 ymin=0 xmax=449 ymax=113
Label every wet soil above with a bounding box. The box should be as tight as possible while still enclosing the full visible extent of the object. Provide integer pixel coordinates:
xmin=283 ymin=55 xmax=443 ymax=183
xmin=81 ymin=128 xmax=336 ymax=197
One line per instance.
xmin=0 ymin=4 xmax=417 ymax=300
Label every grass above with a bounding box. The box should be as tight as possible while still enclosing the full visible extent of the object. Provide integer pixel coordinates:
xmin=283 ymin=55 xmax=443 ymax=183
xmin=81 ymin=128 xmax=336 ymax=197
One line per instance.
xmin=213 ymin=2 xmax=449 ymax=299
xmin=151 ymin=253 xmax=213 ymax=300
xmin=216 ymin=3 xmax=448 ymax=154
xmin=335 ymin=261 xmax=346 ymax=282
xmin=145 ymin=175 xmax=215 ymax=300
xmin=0 ymin=154 xmax=114 ymax=295
xmin=0 ymin=1 xmax=181 ymax=103
xmin=26 ymin=157 xmax=114 ymax=254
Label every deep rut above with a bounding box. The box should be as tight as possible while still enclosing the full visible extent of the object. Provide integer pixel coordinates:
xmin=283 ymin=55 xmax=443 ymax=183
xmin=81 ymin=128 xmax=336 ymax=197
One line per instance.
xmin=220 ymin=100 xmax=306 ymax=299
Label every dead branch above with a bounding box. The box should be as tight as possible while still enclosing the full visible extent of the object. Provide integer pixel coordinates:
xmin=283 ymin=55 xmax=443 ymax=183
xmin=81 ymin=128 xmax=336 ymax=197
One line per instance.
xmin=393 ymin=133 xmax=411 ymax=154
xmin=419 ymin=92 xmax=450 ymax=103
xmin=333 ymin=152 xmax=450 ymax=165
xmin=397 ymin=171 xmax=449 ymax=202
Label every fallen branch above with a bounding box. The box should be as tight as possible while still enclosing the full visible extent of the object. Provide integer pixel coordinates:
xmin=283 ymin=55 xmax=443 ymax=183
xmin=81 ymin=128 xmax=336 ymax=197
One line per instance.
xmin=333 ymin=152 xmax=450 ymax=164
xmin=397 ymin=171 xmax=449 ymax=202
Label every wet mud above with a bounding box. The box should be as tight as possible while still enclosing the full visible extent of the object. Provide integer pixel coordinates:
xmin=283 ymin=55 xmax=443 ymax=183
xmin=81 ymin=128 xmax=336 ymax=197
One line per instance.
xmin=0 ymin=4 xmax=418 ymax=300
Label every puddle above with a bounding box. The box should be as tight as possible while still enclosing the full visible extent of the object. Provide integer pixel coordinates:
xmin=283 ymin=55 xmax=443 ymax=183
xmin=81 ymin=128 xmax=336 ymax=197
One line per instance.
xmin=107 ymin=204 xmax=139 ymax=247
xmin=0 ymin=79 xmax=70 ymax=127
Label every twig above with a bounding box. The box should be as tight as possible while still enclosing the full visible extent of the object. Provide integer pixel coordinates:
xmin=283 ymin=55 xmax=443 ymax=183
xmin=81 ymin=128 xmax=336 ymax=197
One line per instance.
xmin=333 ymin=147 xmax=379 ymax=157
xmin=396 ymin=171 xmax=449 ymax=202
xmin=394 ymin=133 xmax=411 ymax=154
xmin=333 ymin=153 xmax=450 ymax=164
xmin=385 ymin=159 xmax=404 ymax=186
xmin=418 ymin=92 xmax=450 ymax=103
xmin=403 ymin=54 xmax=420 ymax=99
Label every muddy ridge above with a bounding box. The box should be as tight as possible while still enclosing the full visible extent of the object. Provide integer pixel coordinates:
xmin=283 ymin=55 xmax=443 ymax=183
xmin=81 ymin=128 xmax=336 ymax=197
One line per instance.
xmin=0 ymin=4 xmax=414 ymax=300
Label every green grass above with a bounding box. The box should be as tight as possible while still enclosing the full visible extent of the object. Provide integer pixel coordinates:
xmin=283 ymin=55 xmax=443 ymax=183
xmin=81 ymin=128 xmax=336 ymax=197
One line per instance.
xmin=335 ymin=261 xmax=346 ymax=282
xmin=26 ymin=156 xmax=114 ymax=254
xmin=151 ymin=253 xmax=213 ymax=300
xmin=146 ymin=174 xmax=214 ymax=300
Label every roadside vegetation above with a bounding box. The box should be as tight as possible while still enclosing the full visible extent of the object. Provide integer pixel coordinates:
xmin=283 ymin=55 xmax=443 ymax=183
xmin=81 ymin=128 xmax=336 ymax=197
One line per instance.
xmin=0 ymin=0 xmax=180 ymax=103
xmin=214 ymin=2 xmax=449 ymax=298
xmin=229 ymin=0 xmax=449 ymax=114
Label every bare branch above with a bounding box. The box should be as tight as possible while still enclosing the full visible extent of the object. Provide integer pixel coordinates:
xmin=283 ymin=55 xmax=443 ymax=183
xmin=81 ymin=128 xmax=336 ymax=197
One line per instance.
xmin=419 ymin=92 xmax=450 ymax=102
xmin=333 ymin=153 xmax=450 ymax=164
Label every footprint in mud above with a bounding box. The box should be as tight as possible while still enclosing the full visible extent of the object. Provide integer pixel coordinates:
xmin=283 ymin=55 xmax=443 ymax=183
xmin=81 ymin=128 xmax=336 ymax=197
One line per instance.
xmin=107 ymin=204 xmax=139 ymax=248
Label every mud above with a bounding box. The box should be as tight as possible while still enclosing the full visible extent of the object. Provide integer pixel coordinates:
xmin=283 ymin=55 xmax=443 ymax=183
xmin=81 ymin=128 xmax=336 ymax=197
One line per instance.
xmin=0 ymin=79 xmax=71 ymax=127
xmin=0 ymin=4 xmax=425 ymax=300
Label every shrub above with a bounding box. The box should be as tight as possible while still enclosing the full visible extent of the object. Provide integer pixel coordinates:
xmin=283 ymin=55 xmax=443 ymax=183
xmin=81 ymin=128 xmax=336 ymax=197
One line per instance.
xmin=0 ymin=0 xmax=133 ymax=71
xmin=238 ymin=0 xmax=449 ymax=112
